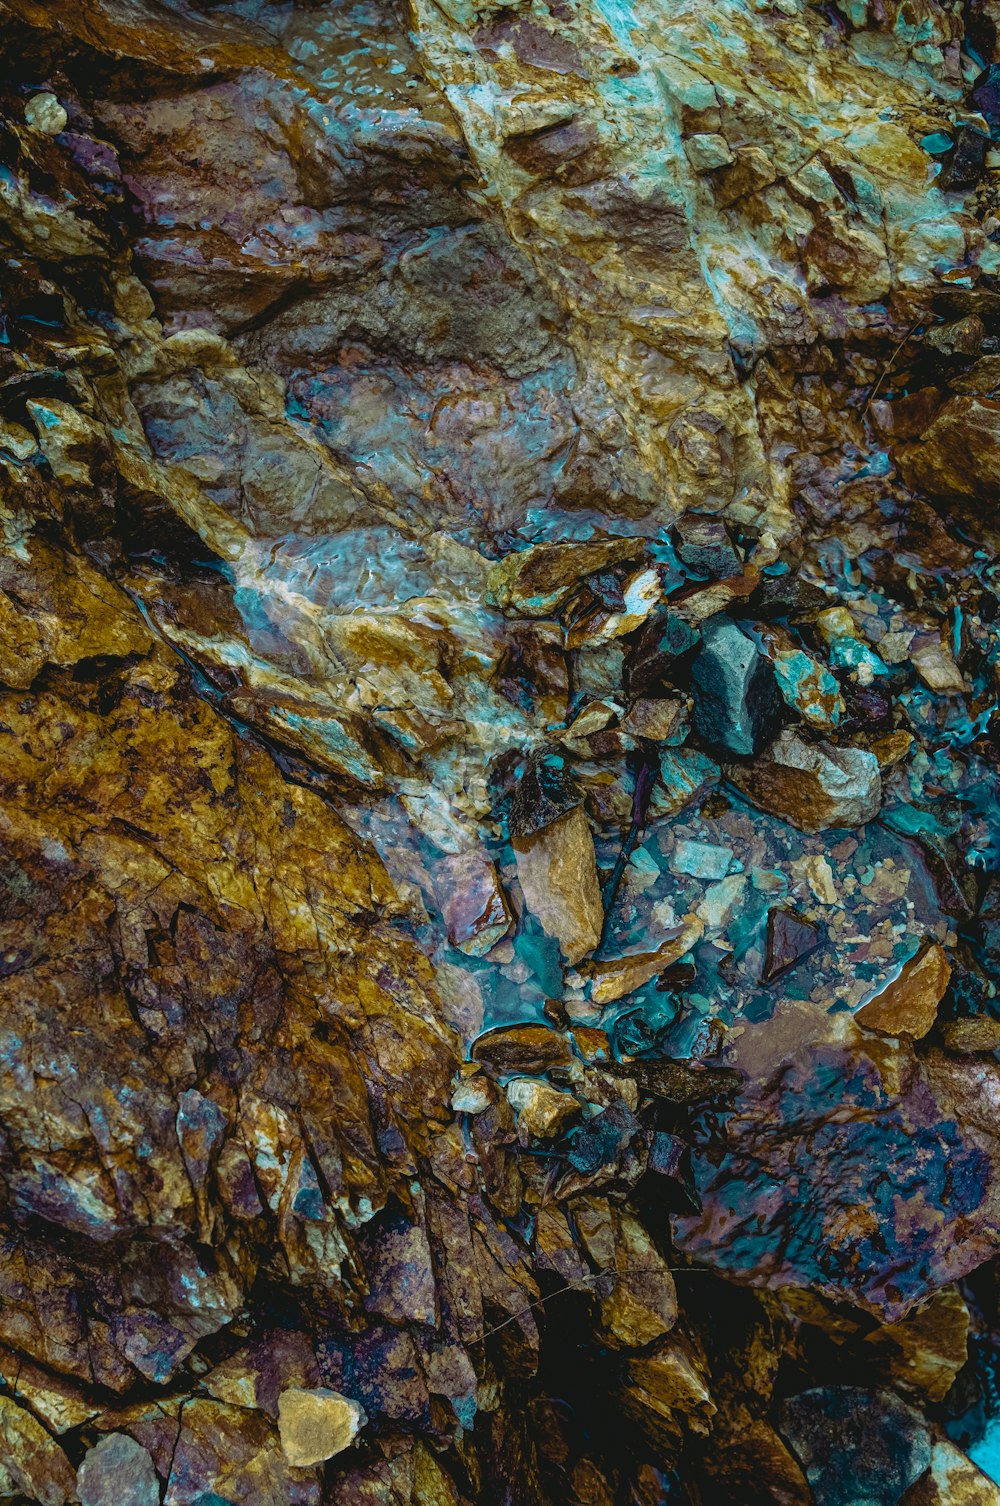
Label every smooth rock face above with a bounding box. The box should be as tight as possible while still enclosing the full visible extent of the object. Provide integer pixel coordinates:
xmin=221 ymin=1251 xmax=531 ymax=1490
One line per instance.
xmin=856 ymin=943 xmax=951 ymax=1039
xmin=729 ymin=731 xmax=882 ymax=833
xmin=277 ymin=1388 xmax=366 ymax=1468
xmin=691 ymin=619 xmax=782 ymax=758
xmin=77 ymin=1434 xmax=159 ymax=1506
xmin=513 ymin=804 xmax=603 ymax=964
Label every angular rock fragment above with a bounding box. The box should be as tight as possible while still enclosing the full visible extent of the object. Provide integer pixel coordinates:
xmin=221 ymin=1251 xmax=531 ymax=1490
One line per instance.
xmin=673 ymin=513 xmax=741 ymax=579
xmin=691 ymin=618 xmax=782 ymax=758
xmin=435 ymin=850 xmax=512 ymax=957
xmin=512 ymin=804 xmax=603 ymax=965
xmin=856 ymin=942 xmax=951 ymax=1040
xmin=487 ymin=538 xmax=646 ymax=617
xmin=728 ymin=730 xmax=881 ymax=832
xmin=907 ymin=1439 xmax=1000 ymax=1506
xmin=762 ymin=908 xmax=820 ymax=983
xmin=779 ymin=1388 xmax=930 ymax=1506
xmin=507 ymin=1078 xmax=580 ymax=1138
xmin=902 ymin=395 xmax=1000 ymax=506
xmin=277 ymin=1388 xmax=367 ymax=1467
xmin=619 ymin=696 xmax=685 ymax=741
xmin=77 ymin=1434 xmax=159 ymax=1506
xmin=0 ymin=1397 xmax=75 ymax=1506
xmin=581 ymin=916 xmax=704 ymax=1004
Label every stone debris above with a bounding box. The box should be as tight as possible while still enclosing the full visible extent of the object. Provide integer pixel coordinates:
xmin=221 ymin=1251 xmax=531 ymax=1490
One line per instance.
xmin=581 ymin=916 xmax=705 ymax=1005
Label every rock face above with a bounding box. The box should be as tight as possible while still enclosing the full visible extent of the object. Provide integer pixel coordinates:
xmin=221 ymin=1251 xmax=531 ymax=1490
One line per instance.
xmin=0 ymin=0 xmax=999 ymax=1502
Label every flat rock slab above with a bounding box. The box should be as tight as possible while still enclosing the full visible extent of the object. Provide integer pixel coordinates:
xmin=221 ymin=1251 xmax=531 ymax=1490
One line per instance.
xmin=672 ymin=1000 xmax=1000 ymax=1321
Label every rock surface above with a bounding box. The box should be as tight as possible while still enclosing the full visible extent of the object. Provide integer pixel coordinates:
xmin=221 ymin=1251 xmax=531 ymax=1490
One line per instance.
xmin=277 ymin=1388 xmax=367 ymax=1468
xmin=0 ymin=0 xmax=999 ymax=1501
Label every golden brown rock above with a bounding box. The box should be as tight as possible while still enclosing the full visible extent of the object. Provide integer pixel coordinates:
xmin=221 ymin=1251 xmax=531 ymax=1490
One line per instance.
xmin=856 ymin=944 xmax=951 ymax=1040
xmin=506 ymin=1078 xmax=580 ymax=1139
xmin=277 ymin=1387 xmax=367 ymax=1467
xmin=512 ymin=805 xmax=603 ymax=965
xmin=0 ymin=1395 xmax=75 ymax=1506
xmin=581 ymin=916 xmax=704 ymax=1005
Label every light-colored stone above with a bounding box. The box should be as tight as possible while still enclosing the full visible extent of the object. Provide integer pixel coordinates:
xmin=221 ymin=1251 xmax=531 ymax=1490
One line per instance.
xmin=911 ymin=641 xmax=966 ymax=694
xmin=684 ymin=132 xmax=734 ymax=172
xmin=277 ymin=1387 xmax=366 ymax=1467
xmin=513 ymin=804 xmax=603 ymax=965
xmin=507 ymin=1078 xmax=580 ymax=1138
xmin=25 ymin=92 xmax=67 ymax=135
xmin=729 ymin=731 xmax=881 ymax=834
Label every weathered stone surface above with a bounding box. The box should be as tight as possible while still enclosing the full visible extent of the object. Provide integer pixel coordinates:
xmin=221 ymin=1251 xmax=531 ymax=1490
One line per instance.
xmin=779 ymin=1388 xmax=930 ymax=1506
xmin=2 ymin=0 xmax=1000 ymax=1497
xmin=435 ymin=851 xmax=512 ymax=957
xmin=77 ymin=1434 xmax=159 ymax=1506
xmin=277 ymin=1388 xmax=367 ymax=1468
xmin=673 ymin=1003 xmax=1000 ymax=1320
xmin=512 ymin=805 xmax=603 ymax=965
xmin=507 ymin=1078 xmax=580 ymax=1139
xmin=729 ymin=731 xmax=882 ymax=833
xmin=902 ymin=395 xmax=1000 ymax=505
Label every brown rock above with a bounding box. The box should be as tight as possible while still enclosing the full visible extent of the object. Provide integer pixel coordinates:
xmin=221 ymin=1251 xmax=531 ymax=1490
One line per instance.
xmin=864 ymin=1286 xmax=969 ymax=1403
xmin=902 ymin=395 xmax=1000 ymax=505
xmin=0 ymin=1395 xmax=75 ymax=1506
xmin=582 ymin=916 xmax=705 ymax=1005
xmin=471 ymin=1024 xmax=572 ymax=1076
xmin=728 ymin=731 xmax=881 ymax=834
xmin=513 ymin=804 xmax=603 ymax=964
xmin=902 ymin=1439 xmax=1000 ymax=1505
xmin=856 ymin=943 xmax=951 ymax=1040
xmin=574 ymin=1201 xmax=677 ymax=1347
xmin=620 ymin=697 xmax=686 ymax=741
xmin=277 ymin=1387 xmax=367 ymax=1467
